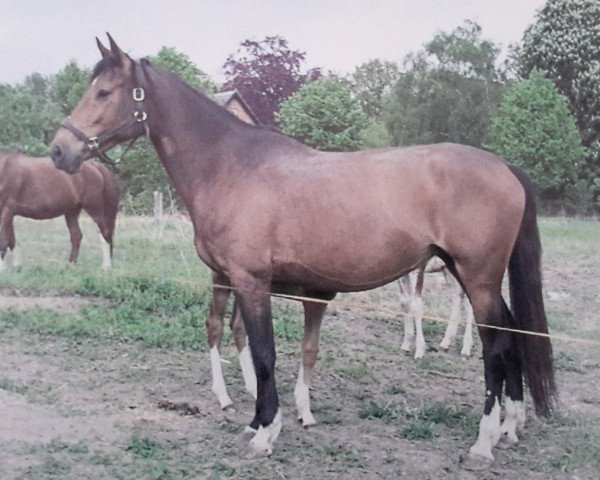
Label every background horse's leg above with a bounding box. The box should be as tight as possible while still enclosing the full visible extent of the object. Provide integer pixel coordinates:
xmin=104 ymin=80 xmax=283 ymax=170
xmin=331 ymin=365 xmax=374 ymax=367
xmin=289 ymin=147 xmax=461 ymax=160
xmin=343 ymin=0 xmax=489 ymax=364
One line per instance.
xmin=206 ymin=273 xmax=234 ymax=410
xmin=412 ymin=267 xmax=426 ymax=359
xmin=230 ymin=299 xmax=257 ymax=400
xmin=83 ymin=207 xmax=115 ymax=269
xmin=98 ymin=233 xmax=112 ymax=270
xmin=398 ymin=275 xmax=414 ymax=352
xmin=460 ymin=293 xmax=474 ymax=357
xmin=440 ymin=275 xmax=463 ymax=351
xmin=232 ymin=272 xmax=281 ymax=458
xmin=64 ymin=211 xmax=83 ymax=263
xmin=0 ymin=208 xmax=15 ymax=271
xmin=295 ymin=297 xmax=329 ymax=428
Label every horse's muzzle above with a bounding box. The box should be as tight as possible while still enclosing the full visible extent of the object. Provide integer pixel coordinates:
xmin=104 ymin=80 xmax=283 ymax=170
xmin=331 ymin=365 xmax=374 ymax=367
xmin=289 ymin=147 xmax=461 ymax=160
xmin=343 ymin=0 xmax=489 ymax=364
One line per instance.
xmin=50 ymin=143 xmax=82 ymax=174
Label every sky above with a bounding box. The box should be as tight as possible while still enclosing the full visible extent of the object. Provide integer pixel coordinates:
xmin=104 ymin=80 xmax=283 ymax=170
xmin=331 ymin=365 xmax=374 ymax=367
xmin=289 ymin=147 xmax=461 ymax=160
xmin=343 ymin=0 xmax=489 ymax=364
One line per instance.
xmin=1 ymin=0 xmax=546 ymax=85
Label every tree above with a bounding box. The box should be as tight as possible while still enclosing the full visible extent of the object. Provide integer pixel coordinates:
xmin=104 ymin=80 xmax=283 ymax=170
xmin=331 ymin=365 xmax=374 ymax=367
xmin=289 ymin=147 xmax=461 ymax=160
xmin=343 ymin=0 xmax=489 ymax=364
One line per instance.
xmin=0 ymin=79 xmax=62 ymax=155
xmin=153 ymin=47 xmax=216 ymax=93
xmin=520 ymin=0 xmax=600 ymax=145
xmin=519 ymin=0 xmax=600 ymax=203
xmin=49 ymin=61 xmax=90 ymax=116
xmin=485 ymin=71 xmax=585 ymax=200
xmin=223 ymin=36 xmax=319 ymax=124
xmin=385 ymin=21 xmax=506 ymax=148
xmin=348 ymin=59 xmax=399 ymax=117
xmin=277 ymin=79 xmax=368 ymax=151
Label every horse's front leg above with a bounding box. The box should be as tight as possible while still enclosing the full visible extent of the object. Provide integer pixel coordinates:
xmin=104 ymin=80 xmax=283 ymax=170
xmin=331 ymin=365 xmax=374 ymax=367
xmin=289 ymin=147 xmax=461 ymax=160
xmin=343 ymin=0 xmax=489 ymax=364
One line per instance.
xmin=233 ymin=273 xmax=281 ymax=458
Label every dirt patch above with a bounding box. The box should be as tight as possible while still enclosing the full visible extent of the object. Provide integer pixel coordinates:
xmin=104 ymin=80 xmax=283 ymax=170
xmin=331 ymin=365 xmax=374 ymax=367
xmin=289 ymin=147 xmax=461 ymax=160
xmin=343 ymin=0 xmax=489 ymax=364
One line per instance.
xmin=0 ymin=291 xmax=93 ymax=314
xmin=1 ymin=263 xmax=600 ymax=479
xmin=1 ymin=301 xmax=599 ymax=479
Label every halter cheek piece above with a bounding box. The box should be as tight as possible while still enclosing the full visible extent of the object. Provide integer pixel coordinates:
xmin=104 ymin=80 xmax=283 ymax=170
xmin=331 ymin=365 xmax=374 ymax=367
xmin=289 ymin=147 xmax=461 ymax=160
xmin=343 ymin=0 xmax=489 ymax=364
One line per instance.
xmin=59 ymin=87 xmax=150 ymax=167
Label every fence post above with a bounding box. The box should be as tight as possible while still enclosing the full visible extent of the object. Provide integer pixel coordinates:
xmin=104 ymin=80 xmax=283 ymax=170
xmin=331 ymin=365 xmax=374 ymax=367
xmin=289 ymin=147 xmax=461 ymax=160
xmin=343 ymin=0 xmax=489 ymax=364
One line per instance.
xmin=154 ymin=191 xmax=164 ymax=239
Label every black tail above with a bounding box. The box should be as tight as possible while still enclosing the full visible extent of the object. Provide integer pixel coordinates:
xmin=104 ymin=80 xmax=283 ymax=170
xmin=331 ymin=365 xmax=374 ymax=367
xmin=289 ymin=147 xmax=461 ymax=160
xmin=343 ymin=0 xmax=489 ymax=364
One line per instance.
xmin=508 ymin=166 xmax=556 ymax=417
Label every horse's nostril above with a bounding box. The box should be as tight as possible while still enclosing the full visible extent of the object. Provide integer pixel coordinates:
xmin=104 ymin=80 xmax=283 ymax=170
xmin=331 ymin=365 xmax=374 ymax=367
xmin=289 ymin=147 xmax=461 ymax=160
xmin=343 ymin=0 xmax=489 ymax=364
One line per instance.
xmin=51 ymin=145 xmax=62 ymax=160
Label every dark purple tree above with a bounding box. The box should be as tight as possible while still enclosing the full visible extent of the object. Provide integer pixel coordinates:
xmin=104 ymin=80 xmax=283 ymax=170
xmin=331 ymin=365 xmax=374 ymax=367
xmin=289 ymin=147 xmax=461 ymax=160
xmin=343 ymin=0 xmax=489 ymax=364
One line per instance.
xmin=222 ymin=36 xmax=320 ymax=125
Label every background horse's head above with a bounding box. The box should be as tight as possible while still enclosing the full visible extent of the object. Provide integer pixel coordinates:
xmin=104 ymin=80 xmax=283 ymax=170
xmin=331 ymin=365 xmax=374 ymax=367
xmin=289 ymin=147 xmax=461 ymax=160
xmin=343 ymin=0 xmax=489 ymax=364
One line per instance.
xmin=51 ymin=34 xmax=147 ymax=174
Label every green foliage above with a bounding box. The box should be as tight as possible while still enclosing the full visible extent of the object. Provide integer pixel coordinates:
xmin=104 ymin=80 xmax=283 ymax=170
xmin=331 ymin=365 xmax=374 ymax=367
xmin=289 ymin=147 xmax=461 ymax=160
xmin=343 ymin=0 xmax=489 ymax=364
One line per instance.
xmin=360 ymin=119 xmax=393 ymax=149
xmin=277 ymin=78 xmax=369 ymax=151
xmin=385 ymin=20 xmax=505 ymax=148
xmin=519 ymin=0 xmax=600 ymax=203
xmin=49 ymin=61 xmax=90 ymax=116
xmin=0 ymin=78 xmax=62 ymax=155
xmin=348 ymin=59 xmax=399 ymax=117
xmin=485 ymin=71 xmax=586 ymax=199
xmin=153 ymin=46 xmax=216 ymax=94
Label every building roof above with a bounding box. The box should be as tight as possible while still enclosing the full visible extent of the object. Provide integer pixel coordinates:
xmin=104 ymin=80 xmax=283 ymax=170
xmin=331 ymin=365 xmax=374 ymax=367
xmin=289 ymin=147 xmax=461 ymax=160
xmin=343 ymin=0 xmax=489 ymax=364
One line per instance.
xmin=213 ymin=89 xmax=260 ymax=125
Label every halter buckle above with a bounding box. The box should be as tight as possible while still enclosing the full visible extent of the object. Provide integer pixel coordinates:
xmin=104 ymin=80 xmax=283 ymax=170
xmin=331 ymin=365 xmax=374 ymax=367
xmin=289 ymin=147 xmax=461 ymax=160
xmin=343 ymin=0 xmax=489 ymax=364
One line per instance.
xmin=87 ymin=137 xmax=100 ymax=150
xmin=134 ymin=111 xmax=148 ymax=122
xmin=133 ymin=87 xmax=145 ymax=102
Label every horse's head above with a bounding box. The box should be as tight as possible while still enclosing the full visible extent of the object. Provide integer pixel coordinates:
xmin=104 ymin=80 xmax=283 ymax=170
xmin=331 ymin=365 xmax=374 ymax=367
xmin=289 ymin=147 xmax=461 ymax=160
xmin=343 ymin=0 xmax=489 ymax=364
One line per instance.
xmin=51 ymin=34 xmax=148 ymax=173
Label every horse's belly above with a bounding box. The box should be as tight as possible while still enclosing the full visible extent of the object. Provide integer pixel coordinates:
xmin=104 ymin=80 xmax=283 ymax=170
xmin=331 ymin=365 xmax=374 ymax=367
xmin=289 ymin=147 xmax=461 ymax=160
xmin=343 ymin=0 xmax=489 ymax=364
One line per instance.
xmin=272 ymin=237 xmax=430 ymax=292
xmin=16 ymin=198 xmax=75 ymax=220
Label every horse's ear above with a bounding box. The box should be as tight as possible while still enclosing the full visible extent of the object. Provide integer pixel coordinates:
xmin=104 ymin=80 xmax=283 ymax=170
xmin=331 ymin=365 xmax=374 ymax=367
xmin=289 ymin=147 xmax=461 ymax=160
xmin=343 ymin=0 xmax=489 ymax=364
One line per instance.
xmin=106 ymin=32 xmax=122 ymax=56
xmin=96 ymin=37 xmax=111 ymax=58
xmin=106 ymin=33 xmax=134 ymax=71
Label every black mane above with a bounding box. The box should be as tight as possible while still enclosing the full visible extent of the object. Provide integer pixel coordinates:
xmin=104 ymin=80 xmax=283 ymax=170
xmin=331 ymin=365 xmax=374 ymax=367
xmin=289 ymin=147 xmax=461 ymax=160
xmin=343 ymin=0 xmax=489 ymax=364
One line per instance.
xmin=90 ymin=56 xmax=120 ymax=81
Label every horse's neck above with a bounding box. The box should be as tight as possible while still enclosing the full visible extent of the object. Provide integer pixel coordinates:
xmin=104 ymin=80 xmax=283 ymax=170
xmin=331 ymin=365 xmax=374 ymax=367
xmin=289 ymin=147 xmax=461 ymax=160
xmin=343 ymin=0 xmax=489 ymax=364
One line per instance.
xmin=148 ymin=73 xmax=240 ymax=205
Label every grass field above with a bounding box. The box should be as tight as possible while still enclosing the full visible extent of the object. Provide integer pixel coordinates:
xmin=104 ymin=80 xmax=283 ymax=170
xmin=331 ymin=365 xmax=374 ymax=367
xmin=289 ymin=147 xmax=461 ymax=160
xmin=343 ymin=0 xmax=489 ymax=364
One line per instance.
xmin=0 ymin=214 xmax=599 ymax=479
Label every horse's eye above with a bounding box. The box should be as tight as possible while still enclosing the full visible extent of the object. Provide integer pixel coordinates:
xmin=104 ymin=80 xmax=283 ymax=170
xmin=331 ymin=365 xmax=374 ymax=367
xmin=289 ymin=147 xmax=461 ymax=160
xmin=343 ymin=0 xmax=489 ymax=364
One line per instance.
xmin=96 ymin=89 xmax=111 ymax=100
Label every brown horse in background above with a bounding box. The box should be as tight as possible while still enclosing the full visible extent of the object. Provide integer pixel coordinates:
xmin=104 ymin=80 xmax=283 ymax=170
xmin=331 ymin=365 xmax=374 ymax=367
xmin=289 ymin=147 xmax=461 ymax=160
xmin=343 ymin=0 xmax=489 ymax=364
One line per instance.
xmin=50 ymin=36 xmax=555 ymax=469
xmin=0 ymin=151 xmax=119 ymax=269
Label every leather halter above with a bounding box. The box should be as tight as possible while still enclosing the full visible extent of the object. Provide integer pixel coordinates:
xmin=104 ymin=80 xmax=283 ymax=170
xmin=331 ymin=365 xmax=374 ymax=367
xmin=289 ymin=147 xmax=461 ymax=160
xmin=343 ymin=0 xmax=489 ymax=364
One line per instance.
xmin=59 ymin=87 xmax=149 ymax=167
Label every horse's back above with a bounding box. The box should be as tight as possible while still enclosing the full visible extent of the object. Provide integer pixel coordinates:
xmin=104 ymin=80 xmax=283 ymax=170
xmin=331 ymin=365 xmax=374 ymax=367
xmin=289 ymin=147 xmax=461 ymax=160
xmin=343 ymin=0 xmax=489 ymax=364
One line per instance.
xmin=0 ymin=153 xmax=83 ymax=219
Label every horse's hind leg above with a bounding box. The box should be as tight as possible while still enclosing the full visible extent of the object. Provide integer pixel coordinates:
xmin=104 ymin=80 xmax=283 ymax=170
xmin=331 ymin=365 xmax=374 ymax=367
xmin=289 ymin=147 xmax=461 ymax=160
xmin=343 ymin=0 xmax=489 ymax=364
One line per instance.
xmin=497 ymin=301 xmax=526 ymax=448
xmin=459 ymin=282 xmax=522 ymax=469
xmin=64 ymin=212 xmax=83 ymax=263
xmin=206 ymin=272 xmax=234 ymax=410
xmin=295 ymin=297 xmax=330 ymax=428
xmin=230 ymin=299 xmax=257 ymax=400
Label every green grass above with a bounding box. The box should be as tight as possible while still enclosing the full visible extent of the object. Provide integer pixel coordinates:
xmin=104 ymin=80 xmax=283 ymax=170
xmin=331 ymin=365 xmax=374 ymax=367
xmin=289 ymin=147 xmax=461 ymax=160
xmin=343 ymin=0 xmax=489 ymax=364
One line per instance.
xmin=358 ymin=400 xmax=400 ymax=422
xmin=0 ymin=216 xmax=304 ymax=350
xmin=126 ymin=434 xmax=166 ymax=459
xmin=402 ymin=403 xmax=478 ymax=441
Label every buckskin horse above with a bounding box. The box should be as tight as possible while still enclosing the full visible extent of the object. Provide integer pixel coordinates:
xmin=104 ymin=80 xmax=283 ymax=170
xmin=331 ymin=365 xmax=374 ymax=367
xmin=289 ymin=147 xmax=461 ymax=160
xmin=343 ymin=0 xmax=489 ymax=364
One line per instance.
xmin=49 ymin=35 xmax=555 ymax=469
xmin=0 ymin=151 xmax=118 ymax=270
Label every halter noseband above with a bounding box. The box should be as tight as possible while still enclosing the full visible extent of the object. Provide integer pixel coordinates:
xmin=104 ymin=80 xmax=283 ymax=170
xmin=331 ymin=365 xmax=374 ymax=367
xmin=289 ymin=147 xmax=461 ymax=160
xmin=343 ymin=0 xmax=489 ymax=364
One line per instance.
xmin=59 ymin=87 xmax=149 ymax=167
